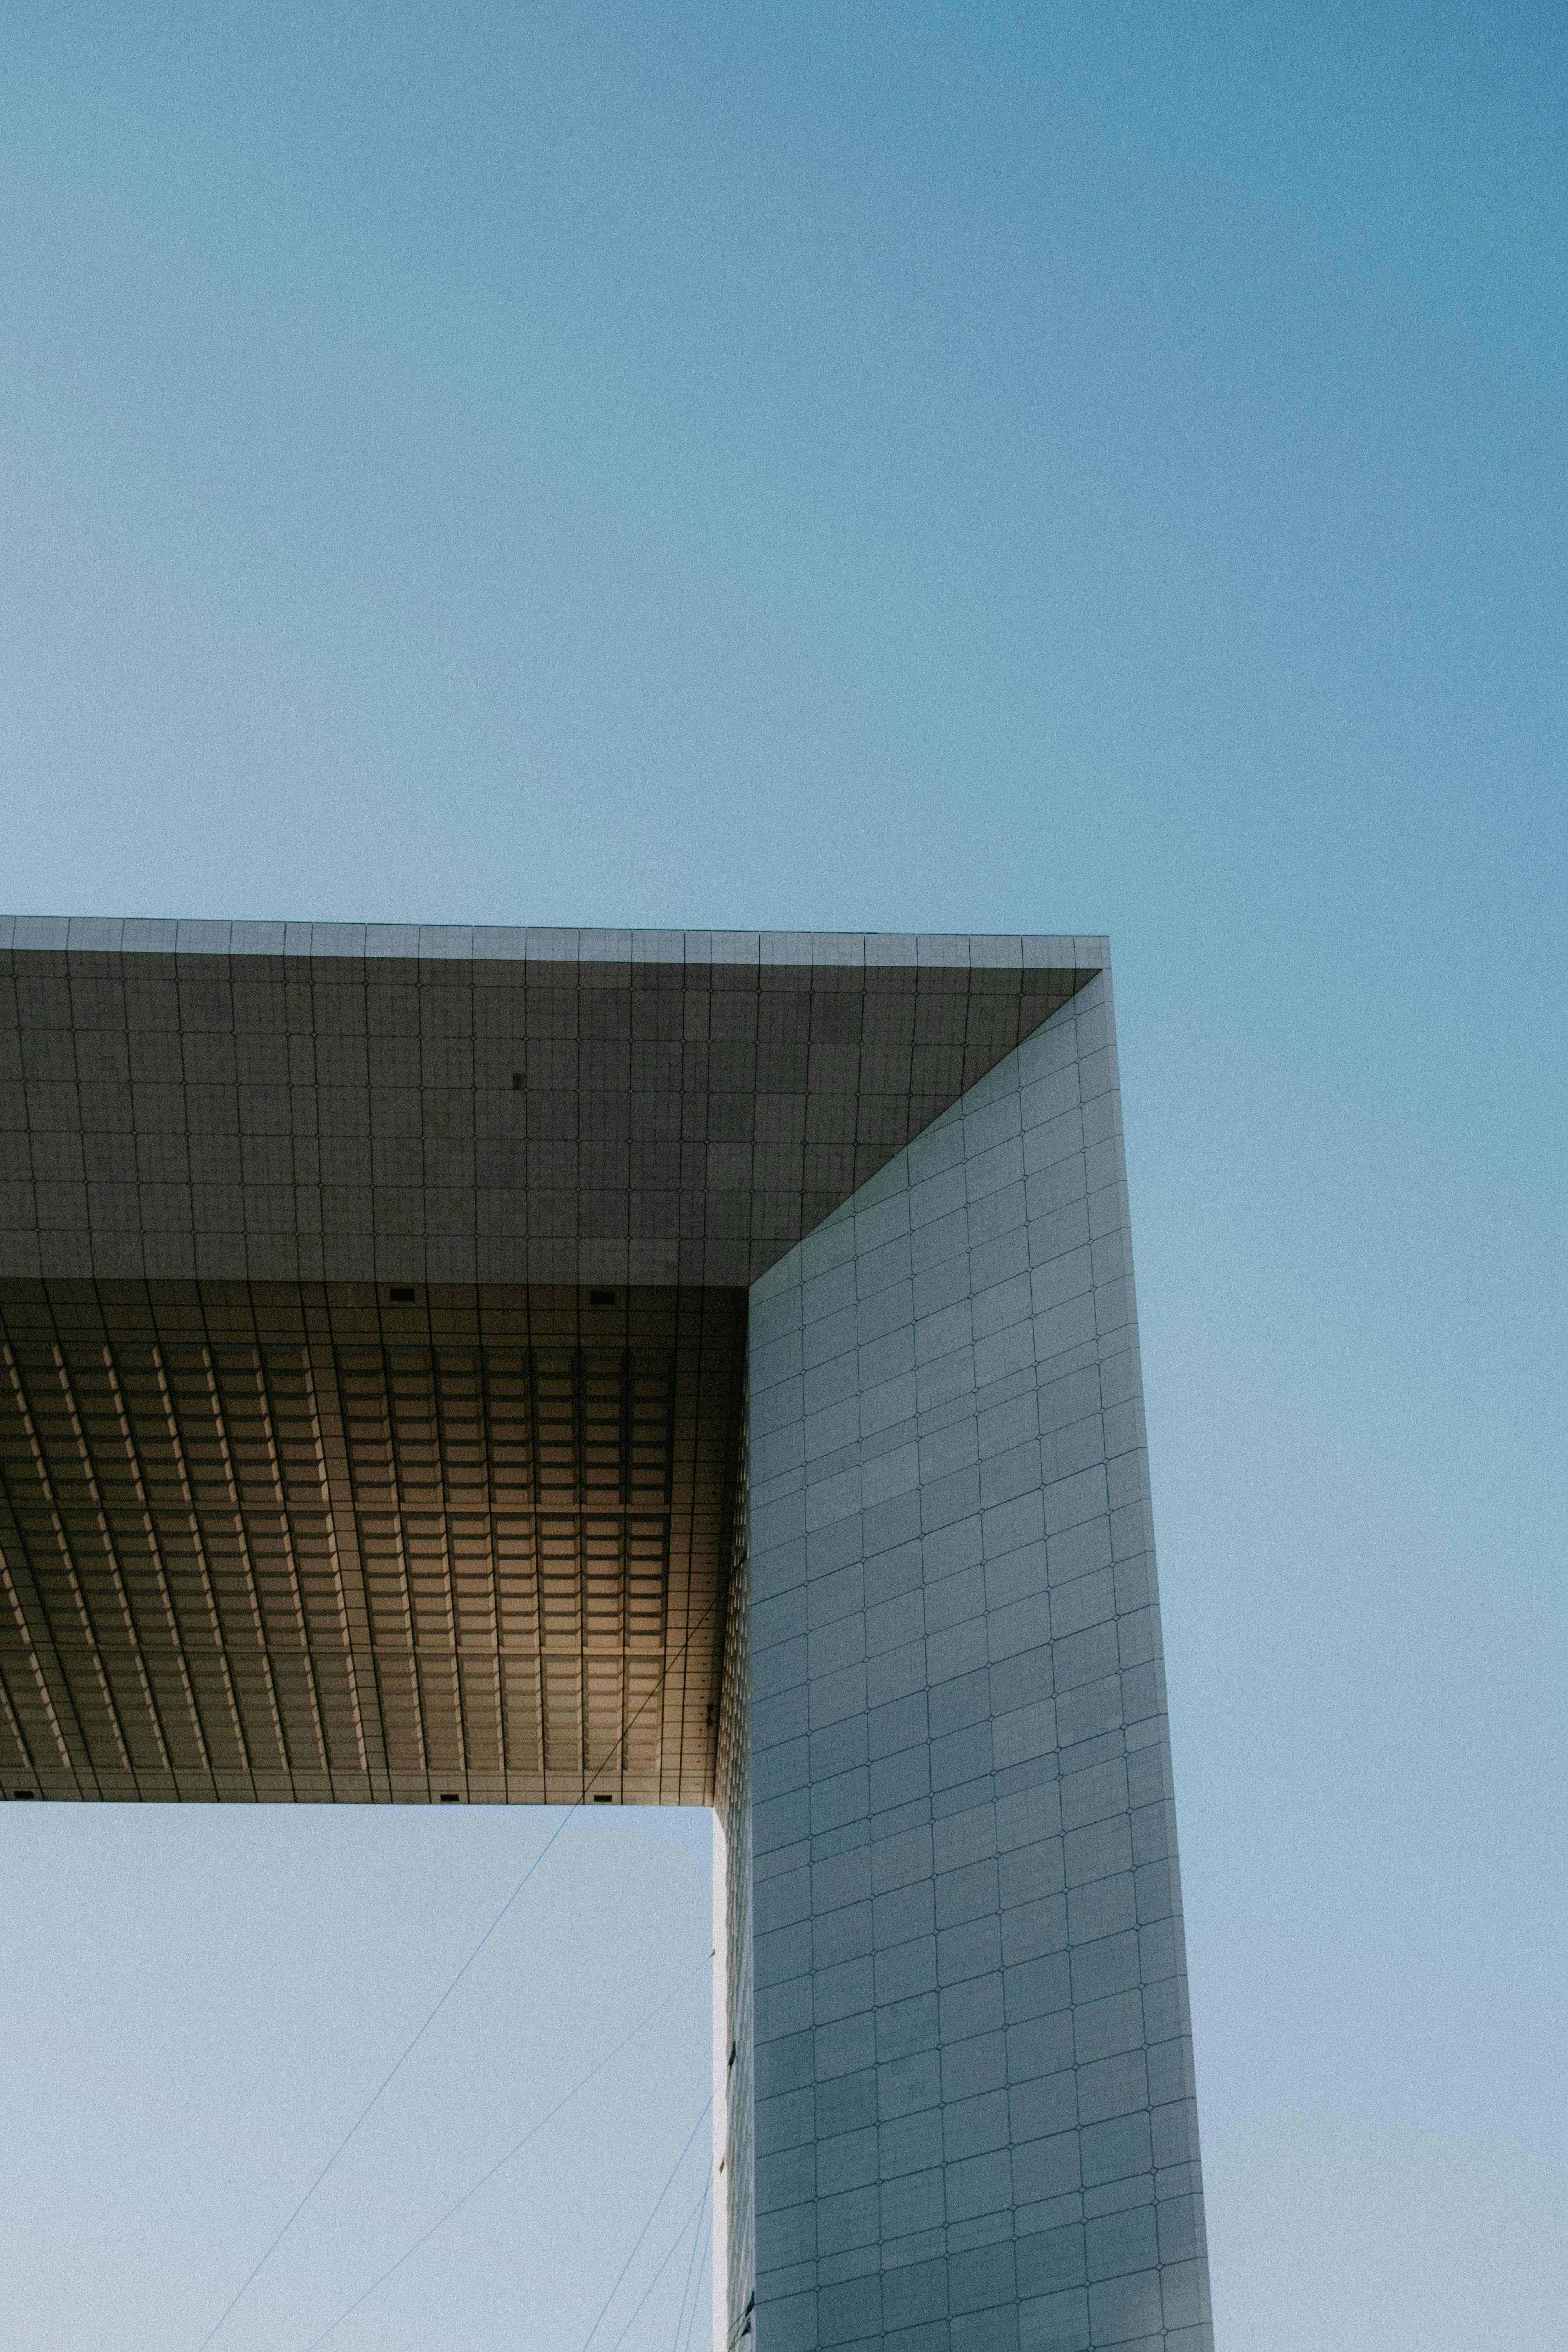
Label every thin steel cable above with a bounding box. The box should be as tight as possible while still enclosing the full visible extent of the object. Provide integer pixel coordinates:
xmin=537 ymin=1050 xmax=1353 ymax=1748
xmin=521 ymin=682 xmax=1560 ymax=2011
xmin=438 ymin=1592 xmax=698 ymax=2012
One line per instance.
xmin=195 ymin=1586 xmax=725 ymax=2350
xmin=604 ymin=2175 xmax=710 ymax=2352
xmin=676 ymin=2198 xmax=714 ymax=2352
xmin=668 ymin=2172 xmax=710 ymax=2352
xmin=297 ymin=1958 xmax=712 ymax=2352
xmin=580 ymin=2101 xmax=713 ymax=2352
xmin=193 ymin=1812 xmax=571 ymax=2349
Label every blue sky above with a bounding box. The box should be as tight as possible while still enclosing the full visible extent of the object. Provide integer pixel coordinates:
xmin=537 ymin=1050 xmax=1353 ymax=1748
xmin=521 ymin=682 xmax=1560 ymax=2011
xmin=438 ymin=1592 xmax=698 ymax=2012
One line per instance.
xmin=2 ymin=7 xmax=1564 ymax=2347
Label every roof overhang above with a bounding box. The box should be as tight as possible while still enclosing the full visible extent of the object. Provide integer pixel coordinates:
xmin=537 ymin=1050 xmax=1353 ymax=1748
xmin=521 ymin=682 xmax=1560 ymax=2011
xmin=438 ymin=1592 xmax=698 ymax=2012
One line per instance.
xmin=0 ymin=922 xmax=1103 ymax=1805
xmin=0 ymin=921 xmax=1102 ymax=1288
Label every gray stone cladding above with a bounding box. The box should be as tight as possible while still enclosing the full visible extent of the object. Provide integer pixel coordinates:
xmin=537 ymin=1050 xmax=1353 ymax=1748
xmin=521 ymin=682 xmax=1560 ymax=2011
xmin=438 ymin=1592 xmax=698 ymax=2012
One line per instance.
xmin=741 ymin=972 xmax=1212 ymax=2352
xmin=716 ymin=1402 xmax=758 ymax=2345
xmin=0 ymin=921 xmax=1090 ymax=1292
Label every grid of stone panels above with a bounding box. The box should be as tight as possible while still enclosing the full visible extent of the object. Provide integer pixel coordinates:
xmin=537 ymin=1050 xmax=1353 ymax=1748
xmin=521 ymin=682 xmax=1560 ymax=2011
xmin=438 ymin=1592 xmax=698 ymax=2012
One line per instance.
xmin=716 ymin=1393 xmax=756 ymax=2343
xmin=743 ymin=975 xmax=1212 ymax=2352
xmin=0 ymin=923 xmax=1095 ymax=1292
xmin=0 ymin=920 xmax=1217 ymax=2343
xmin=0 ymin=1281 xmax=744 ymax=1806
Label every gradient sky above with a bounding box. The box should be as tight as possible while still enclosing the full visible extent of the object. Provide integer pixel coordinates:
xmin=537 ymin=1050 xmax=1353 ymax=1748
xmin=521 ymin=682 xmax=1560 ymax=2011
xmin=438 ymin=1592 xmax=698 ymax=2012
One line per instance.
xmin=2 ymin=7 xmax=1565 ymax=2348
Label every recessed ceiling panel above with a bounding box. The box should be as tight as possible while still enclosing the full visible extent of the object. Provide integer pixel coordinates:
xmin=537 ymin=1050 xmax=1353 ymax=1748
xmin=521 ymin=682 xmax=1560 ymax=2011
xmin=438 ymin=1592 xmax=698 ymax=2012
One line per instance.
xmin=0 ymin=1281 xmax=745 ymax=1805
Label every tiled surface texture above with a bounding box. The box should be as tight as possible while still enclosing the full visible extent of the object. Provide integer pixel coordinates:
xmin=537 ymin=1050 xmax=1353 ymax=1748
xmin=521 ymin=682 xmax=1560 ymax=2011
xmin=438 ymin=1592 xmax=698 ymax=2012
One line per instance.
xmin=716 ymin=1401 xmax=757 ymax=2338
xmin=741 ymin=976 xmax=1212 ymax=2352
xmin=0 ymin=929 xmax=1095 ymax=1290
xmin=0 ymin=923 xmax=1214 ymax=2346
xmin=0 ymin=1281 xmax=743 ymax=1805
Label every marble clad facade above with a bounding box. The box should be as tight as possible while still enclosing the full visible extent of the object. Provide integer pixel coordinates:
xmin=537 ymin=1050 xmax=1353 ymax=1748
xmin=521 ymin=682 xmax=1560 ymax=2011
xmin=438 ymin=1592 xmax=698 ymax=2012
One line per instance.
xmin=0 ymin=921 xmax=1211 ymax=2351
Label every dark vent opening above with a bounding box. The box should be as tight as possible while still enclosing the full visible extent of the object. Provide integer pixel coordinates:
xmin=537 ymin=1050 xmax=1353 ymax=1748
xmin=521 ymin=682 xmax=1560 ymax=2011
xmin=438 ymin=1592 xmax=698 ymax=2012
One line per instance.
xmin=592 ymin=1792 xmax=613 ymax=1803
xmin=388 ymin=1287 xmax=416 ymax=1305
xmin=589 ymin=1288 xmax=616 ymax=1306
xmin=511 ymin=1071 xmax=524 ymax=1089
xmin=438 ymin=1791 xmax=460 ymax=1803
xmin=13 ymin=1789 xmax=37 ymax=1800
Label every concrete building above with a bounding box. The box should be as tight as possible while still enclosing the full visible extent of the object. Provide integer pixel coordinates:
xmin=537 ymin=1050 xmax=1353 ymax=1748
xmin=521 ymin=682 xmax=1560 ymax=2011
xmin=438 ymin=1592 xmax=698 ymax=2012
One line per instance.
xmin=0 ymin=918 xmax=1212 ymax=2352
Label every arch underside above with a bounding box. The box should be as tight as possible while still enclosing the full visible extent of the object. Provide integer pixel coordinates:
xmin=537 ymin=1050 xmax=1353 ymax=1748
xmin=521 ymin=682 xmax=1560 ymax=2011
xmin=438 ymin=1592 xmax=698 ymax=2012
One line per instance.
xmin=0 ymin=1280 xmax=745 ymax=1805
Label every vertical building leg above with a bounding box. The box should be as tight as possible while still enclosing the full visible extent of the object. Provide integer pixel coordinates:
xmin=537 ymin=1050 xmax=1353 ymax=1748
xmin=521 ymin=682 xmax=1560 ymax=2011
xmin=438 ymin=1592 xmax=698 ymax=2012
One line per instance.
xmin=743 ymin=975 xmax=1213 ymax=2352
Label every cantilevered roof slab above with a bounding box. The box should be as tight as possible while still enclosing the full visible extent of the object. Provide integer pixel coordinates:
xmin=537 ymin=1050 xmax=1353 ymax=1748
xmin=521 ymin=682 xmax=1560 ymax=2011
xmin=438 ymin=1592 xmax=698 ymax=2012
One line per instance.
xmin=0 ymin=921 xmax=1098 ymax=1289
xmin=0 ymin=925 xmax=1102 ymax=1805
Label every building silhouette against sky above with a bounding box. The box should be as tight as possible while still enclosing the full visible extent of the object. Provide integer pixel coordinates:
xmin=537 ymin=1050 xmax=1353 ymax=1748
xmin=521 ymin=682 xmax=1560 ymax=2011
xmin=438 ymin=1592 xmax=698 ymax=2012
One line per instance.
xmin=0 ymin=919 xmax=1212 ymax=2352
